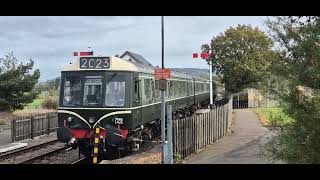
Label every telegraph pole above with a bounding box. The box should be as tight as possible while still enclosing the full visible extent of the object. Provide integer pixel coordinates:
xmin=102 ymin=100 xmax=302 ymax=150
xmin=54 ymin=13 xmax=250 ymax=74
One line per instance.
xmin=160 ymin=16 xmax=166 ymax=164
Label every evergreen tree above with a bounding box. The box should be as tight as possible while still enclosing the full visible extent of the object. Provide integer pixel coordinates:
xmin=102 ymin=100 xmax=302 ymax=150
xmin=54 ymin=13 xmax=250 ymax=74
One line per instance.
xmin=0 ymin=52 xmax=40 ymax=111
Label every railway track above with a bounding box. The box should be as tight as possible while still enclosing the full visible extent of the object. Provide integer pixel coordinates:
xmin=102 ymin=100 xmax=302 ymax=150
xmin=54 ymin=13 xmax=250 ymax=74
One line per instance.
xmin=71 ymin=157 xmax=87 ymax=164
xmin=0 ymin=139 xmax=60 ymax=160
xmin=0 ymin=139 xmax=67 ymax=164
xmin=0 ymin=131 xmax=160 ymax=164
xmin=18 ymin=146 xmax=68 ymax=164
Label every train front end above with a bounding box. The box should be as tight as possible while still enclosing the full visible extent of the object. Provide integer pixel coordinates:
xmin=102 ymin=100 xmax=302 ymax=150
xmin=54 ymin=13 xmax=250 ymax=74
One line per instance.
xmin=57 ymin=55 xmax=137 ymax=160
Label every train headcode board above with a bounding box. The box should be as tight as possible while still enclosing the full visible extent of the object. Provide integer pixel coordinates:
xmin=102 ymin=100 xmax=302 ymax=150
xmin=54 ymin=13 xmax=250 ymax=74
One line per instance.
xmin=79 ymin=57 xmax=111 ymax=69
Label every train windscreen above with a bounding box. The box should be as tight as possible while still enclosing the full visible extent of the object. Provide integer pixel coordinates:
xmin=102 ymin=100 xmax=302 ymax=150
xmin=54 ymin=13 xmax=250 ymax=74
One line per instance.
xmin=61 ymin=73 xmax=128 ymax=107
xmin=105 ymin=73 xmax=126 ymax=107
xmin=83 ymin=76 xmax=103 ymax=106
xmin=63 ymin=77 xmax=82 ymax=106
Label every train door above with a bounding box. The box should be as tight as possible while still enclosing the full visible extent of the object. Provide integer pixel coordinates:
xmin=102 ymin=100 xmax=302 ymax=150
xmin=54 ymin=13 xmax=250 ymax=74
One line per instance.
xmin=133 ymin=74 xmax=142 ymax=128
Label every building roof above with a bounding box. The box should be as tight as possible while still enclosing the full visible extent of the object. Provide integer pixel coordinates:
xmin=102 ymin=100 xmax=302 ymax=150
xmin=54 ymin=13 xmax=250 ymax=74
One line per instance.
xmin=120 ymin=51 xmax=155 ymax=68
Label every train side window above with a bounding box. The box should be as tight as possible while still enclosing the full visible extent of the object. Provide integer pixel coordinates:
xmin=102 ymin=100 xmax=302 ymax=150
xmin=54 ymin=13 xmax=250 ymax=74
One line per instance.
xmin=151 ymin=80 xmax=155 ymax=102
xmin=191 ymin=82 xmax=194 ymax=95
xmin=179 ymin=81 xmax=181 ymax=96
xmin=144 ymin=79 xmax=151 ymax=103
xmin=186 ymin=82 xmax=188 ymax=96
xmin=175 ymin=81 xmax=178 ymax=97
xmin=180 ymin=82 xmax=183 ymax=97
xmin=155 ymin=80 xmax=160 ymax=101
xmin=196 ymin=83 xmax=200 ymax=94
xmin=183 ymin=81 xmax=187 ymax=96
xmin=169 ymin=81 xmax=174 ymax=98
xmin=195 ymin=83 xmax=197 ymax=94
xmin=175 ymin=81 xmax=179 ymax=97
xmin=167 ymin=81 xmax=170 ymax=98
xmin=165 ymin=81 xmax=169 ymax=99
xmin=134 ymin=80 xmax=140 ymax=102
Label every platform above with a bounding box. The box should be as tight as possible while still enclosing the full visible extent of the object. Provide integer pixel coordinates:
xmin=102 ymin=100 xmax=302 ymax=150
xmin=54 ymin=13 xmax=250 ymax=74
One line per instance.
xmin=0 ymin=143 xmax=28 ymax=153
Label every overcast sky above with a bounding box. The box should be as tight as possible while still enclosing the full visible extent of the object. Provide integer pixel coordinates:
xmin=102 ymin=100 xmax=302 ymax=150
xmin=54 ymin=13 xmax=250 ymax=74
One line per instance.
xmin=0 ymin=16 xmax=268 ymax=82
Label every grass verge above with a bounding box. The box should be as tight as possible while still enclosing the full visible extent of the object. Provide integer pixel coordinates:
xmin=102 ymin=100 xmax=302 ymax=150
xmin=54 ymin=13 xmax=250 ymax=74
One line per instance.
xmin=253 ymin=108 xmax=294 ymax=127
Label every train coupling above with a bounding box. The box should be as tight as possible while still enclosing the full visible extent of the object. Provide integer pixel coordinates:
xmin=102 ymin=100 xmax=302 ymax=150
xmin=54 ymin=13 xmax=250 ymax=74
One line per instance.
xmin=65 ymin=138 xmax=77 ymax=151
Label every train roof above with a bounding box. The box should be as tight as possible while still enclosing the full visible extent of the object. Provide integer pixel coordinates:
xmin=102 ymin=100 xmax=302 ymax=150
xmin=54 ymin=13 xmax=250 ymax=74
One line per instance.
xmin=62 ymin=52 xmax=209 ymax=82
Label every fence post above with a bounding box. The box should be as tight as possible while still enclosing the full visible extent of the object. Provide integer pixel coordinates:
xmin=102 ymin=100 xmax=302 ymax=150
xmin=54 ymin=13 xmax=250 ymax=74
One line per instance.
xmin=11 ymin=118 xmax=16 ymax=142
xmin=166 ymin=105 xmax=173 ymax=164
xmin=47 ymin=113 xmax=51 ymax=135
xmin=30 ymin=115 xmax=34 ymax=139
xmin=229 ymin=97 xmax=232 ymax=126
xmin=219 ymin=105 xmax=222 ymax=139
xmin=225 ymin=102 xmax=227 ymax=134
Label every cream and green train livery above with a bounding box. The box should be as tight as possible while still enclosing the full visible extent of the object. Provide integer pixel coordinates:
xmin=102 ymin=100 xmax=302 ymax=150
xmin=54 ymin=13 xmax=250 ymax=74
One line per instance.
xmin=57 ymin=51 xmax=211 ymax=158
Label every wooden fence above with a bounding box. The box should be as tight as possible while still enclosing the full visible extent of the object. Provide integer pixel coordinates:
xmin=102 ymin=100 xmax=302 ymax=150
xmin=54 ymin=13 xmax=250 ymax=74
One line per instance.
xmin=232 ymin=93 xmax=248 ymax=109
xmin=11 ymin=112 xmax=59 ymax=142
xmin=233 ymin=100 xmax=248 ymax=109
xmin=172 ymin=97 xmax=233 ymax=159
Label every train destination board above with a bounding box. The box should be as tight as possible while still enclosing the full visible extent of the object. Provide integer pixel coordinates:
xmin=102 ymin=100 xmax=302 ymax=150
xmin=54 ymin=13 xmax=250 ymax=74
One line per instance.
xmin=79 ymin=57 xmax=110 ymax=69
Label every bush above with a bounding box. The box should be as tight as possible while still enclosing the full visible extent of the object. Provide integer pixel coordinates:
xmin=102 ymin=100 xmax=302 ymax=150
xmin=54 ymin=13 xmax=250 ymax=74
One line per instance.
xmin=265 ymin=89 xmax=320 ymax=163
xmin=41 ymin=96 xmax=58 ymax=109
xmin=173 ymin=153 xmax=183 ymax=164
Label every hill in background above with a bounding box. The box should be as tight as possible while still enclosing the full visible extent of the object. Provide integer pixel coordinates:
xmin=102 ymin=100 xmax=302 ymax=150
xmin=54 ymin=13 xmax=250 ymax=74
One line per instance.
xmin=171 ymin=68 xmax=219 ymax=80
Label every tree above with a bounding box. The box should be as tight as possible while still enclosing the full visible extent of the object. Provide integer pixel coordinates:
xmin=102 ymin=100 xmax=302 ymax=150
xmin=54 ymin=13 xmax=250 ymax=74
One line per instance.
xmin=267 ymin=16 xmax=320 ymax=89
xmin=0 ymin=52 xmax=40 ymax=111
xmin=264 ymin=16 xmax=320 ymax=163
xmin=203 ymin=25 xmax=274 ymax=94
xmin=0 ymin=52 xmax=18 ymax=73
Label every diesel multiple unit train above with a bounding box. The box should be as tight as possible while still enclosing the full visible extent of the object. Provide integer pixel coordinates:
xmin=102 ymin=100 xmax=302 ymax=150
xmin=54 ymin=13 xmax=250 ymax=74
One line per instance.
xmin=57 ymin=51 xmax=216 ymax=161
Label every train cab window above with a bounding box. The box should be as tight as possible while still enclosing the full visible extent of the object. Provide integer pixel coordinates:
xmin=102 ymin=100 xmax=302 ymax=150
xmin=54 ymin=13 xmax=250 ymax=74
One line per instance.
xmin=83 ymin=76 xmax=103 ymax=106
xmin=106 ymin=74 xmax=126 ymax=107
xmin=63 ymin=77 xmax=81 ymax=106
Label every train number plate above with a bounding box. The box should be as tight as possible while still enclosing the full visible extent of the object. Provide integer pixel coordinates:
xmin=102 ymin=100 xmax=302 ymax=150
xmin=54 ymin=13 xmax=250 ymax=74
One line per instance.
xmin=114 ymin=118 xmax=124 ymax=124
xmin=79 ymin=57 xmax=110 ymax=69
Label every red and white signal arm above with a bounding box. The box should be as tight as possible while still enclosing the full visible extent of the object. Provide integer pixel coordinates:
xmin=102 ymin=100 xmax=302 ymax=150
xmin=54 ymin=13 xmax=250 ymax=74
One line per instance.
xmin=73 ymin=51 xmax=94 ymax=56
xmin=155 ymin=68 xmax=171 ymax=80
xmin=193 ymin=53 xmax=210 ymax=59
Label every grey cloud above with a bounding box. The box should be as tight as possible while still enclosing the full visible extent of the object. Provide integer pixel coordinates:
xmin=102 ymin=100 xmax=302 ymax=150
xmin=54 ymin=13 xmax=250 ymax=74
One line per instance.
xmin=0 ymin=16 xmax=266 ymax=82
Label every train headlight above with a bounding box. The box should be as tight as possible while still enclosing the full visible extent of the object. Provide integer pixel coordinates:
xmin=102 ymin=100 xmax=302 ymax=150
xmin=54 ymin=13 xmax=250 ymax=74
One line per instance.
xmin=67 ymin=117 xmax=73 ymax=122
xmin=89 ymin=117 xmax=95 ymax=124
